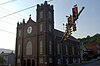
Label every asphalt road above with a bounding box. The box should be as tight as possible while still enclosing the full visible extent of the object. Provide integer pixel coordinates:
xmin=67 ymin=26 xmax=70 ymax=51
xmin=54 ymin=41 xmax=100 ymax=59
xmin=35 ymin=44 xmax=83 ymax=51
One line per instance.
xmin=80 ymin=60 xmax=100 ymax=66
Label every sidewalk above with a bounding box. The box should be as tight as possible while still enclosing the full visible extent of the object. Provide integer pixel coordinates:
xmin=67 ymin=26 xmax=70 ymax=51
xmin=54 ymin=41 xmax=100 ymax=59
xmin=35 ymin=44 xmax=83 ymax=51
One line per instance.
xmin=68 ymin=59 xmax=97 ymax=66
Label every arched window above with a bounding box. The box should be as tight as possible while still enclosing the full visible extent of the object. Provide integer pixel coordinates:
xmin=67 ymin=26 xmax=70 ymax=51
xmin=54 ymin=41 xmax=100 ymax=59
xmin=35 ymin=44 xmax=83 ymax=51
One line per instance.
xmin=72 ymin=46 xmax=74 ymax=55
xmin=26 ymin=41 xmax=32 ymax=55
xmin=40 ymin=23 xmax=43 ymax=32
xmin=49 ymin=58 xmax=52 ymax=63
xmin=39 ymin=58 xmax=43 ymax=64
xmin=49 ymin=41 xmax=52 ymax=54
xmin=57 ymin=44 xmax=60 ymax=54
xmin=49 ymin=11 xmax=52 ymax=19
xmin=18 ymin=44 xmax=20 ymax=56
xmin=49 ymin=24 xmax=52 ymax=32
xmin=40 ymin=40 xmax=43 ymax=54
xmin=65 ymin=45 xmax=68 ymax=55
xmin=18 ymin=30 xmax=21 ymax=37
xmin=40 ymin=11 xmax=43 ymax=18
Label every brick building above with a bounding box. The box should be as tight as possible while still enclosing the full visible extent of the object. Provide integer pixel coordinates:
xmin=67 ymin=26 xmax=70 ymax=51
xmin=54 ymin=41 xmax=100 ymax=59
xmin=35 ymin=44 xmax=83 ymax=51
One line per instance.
xmin=84 ymin=42 xmax=100 ymax=55
xmin=15 ymin=1 xmax=80 ymax=66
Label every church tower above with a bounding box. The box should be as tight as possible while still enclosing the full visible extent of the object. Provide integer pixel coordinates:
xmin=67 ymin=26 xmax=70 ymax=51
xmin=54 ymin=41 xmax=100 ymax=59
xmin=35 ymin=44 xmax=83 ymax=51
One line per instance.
xmin=15 ymin=1 xmax=54 ymax=66
xmin=36 ymin=1 xmax=54 ymax=66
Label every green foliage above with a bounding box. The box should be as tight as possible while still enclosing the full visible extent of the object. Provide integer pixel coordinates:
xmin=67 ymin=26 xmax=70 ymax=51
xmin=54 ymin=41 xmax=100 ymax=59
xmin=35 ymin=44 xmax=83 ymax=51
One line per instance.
xmin=78 ymin=33 xmax=100 ymax=44
xmin=0 ymin=55 xmax=4 ymax=64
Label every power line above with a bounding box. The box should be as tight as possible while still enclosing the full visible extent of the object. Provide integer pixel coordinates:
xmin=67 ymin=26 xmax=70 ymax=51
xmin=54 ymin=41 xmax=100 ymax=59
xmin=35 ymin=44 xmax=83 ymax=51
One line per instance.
xmin=0 ymin=0 xmax=53 ymax=19
xmin=0 ymin=0 xmax=16 ymax=5
xmin=0 ymin=5 xmax=37 ymax=19
xmin=0 ymin=7 xmax=28 ymax=25
xmin=0 ymin=7 xmax=28 ymax=18
xmin=0 ymin=28 xmax=15 ymax=34
xmin=47 ymin=0 xmax=53 ymax=2
xmin=0 ymin=9 xmax=20 ymax=18
xmin=0 ymin=20 xmax=16 ymax=26
xmin=0 ymin=3 xmax=37 ymax=31
xmin=0 ymin=13 xmax=20 ymax=21
xmin=0 ymin=7 xmax=26 ymax=20
xmin=0 ymin=0 xmax=54 ymax=39
xmin=0 ymin=0 xmax=53 ymax=26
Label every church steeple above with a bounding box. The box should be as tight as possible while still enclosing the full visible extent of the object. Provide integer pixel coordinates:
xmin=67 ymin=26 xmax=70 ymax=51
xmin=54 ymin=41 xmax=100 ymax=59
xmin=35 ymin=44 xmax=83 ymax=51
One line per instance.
xmin=29 ymin=14 xmax=31 ymax=19
xmin=36 ymin=1 xmax=54 ymax=22
xmin=44 ymin=1 xmax=47 ymax=5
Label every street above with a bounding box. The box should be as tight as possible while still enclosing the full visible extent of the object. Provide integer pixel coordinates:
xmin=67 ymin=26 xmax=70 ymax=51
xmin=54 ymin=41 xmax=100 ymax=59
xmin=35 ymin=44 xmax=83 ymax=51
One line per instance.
xmin=80 ymin=60 xmax=100 ymax=66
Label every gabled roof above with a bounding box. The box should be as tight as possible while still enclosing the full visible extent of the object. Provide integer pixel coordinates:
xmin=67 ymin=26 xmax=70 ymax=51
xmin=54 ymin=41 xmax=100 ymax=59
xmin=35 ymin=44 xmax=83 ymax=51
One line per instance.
xmin=27 ymin=15 xmax=36 ymax=24
xmin=54 ymin=29 xmax=80 ymax=42
xmin=69 ymin=36 xmax=80 ymax=42
xmin=0 ymin=52 xmax=15 ymax=56
xmin=54 ymin=29 xmax=64 ymax=37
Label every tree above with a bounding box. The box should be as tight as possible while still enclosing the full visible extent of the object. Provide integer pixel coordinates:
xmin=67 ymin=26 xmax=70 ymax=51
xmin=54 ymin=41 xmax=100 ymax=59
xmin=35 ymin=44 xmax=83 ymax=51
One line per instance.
xmin=78 ymin=33 xmax=100 ymax=44
xmin=0 ymin=55 xmax=5 ymax=64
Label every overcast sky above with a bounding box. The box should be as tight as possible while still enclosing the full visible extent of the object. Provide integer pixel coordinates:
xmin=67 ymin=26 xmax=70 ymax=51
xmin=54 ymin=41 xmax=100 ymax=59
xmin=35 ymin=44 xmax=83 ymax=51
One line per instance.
xmin=0 ymin=0 xmax=100 ymax=50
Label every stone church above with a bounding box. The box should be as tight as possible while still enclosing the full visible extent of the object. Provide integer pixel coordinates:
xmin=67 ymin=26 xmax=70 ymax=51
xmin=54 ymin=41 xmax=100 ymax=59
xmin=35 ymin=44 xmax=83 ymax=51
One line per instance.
xmin=15 ymin=1 xmax=80 ymax=66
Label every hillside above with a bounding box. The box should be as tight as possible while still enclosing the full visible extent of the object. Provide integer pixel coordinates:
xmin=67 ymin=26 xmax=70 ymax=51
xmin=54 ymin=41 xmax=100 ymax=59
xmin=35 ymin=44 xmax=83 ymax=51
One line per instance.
xmin=78 ymin=33 xmax=100 ymax=44
xmin=0 ymin=48 xmax=15 ymax=53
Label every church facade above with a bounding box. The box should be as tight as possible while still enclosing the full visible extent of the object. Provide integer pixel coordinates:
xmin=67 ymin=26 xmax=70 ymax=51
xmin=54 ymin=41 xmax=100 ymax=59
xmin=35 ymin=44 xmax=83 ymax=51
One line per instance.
xmin=15 ymin=1 xmax=80 ymax=66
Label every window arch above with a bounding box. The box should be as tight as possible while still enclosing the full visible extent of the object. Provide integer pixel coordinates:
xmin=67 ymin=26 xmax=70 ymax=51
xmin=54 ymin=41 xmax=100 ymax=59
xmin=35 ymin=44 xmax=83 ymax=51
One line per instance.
xmin=18 ymin=30 xmax=21 ymax=37
xmin=40 ymin=40 xmax=43 ymax=54
xmin=49 ymin=41 xmax=52 ymax=54
xmin=57 ymin=44 xmax=60 ymax=54
xmin=40 ymin=11 xmax=43 ymax=18
xmin=26 ymin=41 xmax=32 ymax=55
xmin=49 ymin=24 xmax=52 ymax=32
xmin=40 ymin=23 xmax=43 ymax=32
xmin=49 ymin=11 xmax=52 ymax=19
xmin=65 ymin=45 xmax=68 ymax=55
xmin=18 ymin=44 xmax=20 ymax=56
